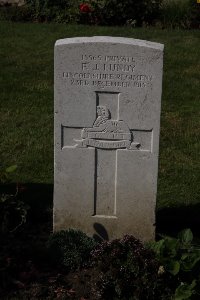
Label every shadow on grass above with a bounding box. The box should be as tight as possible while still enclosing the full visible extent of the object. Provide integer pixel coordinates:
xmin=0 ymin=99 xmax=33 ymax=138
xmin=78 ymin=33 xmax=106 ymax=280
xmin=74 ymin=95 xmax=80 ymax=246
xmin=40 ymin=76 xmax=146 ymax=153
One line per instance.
xmin=156 ymin=205 xmax=200 ymax=239
xmin=0 ymin=183 xmax=53 ymax=267
xmin=1 ymin=182 xmax=200 ymax=239
xmin=20 ymin=183 xmax=53 ymax=225
xmin=0 ymin=182 xmax=53 ymax=223
xmin=21 ymin=183 xmax=200 ymax=240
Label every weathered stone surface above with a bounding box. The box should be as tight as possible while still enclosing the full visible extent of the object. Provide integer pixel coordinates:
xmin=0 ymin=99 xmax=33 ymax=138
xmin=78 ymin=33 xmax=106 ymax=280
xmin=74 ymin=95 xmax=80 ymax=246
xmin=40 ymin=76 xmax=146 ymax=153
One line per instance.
xmin=54 ymin=36 xmax=164 ymax=241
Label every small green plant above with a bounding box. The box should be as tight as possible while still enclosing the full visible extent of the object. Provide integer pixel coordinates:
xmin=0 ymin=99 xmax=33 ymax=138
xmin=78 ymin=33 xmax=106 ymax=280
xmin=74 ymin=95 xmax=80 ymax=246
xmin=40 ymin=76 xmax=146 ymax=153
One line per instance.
xmin=0 ymin=165 xmax=17 ymax=184
xmin=47 ymin=229 xmax=97 ymax=270
xmin=149 ymin=229 xmax=200 ymax=299
xmin=0 ymin=166 xmax=29 ymax=234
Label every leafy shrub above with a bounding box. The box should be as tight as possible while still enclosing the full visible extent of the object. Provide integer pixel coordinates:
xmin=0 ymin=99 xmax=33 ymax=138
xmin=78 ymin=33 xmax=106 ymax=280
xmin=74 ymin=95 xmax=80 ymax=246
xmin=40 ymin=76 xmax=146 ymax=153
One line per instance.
xmin=0 ymin=5 xmax=31 ymax=22
xmin=86 ymin=0 xmax=162 ymax=26
xmin=0 ymin=0 xmax=199 ymax=28
xmin=79 ymin=2 xmax=95 ymax=24
xmin=159 ymin=0 xmax=200 ymax=29
xmin=0 ymin=0 xmax=162 ymax=26
xmin=90 ymin=235 xmax=172 ymax=299
xmin=149 ymin=229 xmax=200 ymax=299
xmin=47 ymin=229 xmax=97 ymax=271
xmin=0 ymin=0 xmax=81 ymax=23
xmin=25 ymin=0 xmax=80 ymax=23
xmin=160 ymin=0 xmax=190 ymax=29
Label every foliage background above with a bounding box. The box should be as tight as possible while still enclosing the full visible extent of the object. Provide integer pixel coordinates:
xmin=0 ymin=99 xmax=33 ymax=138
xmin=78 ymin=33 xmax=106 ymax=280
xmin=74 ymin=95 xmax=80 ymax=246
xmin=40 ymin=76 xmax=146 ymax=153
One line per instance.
xmin=0 ymin=0 xmax=199 ymax=28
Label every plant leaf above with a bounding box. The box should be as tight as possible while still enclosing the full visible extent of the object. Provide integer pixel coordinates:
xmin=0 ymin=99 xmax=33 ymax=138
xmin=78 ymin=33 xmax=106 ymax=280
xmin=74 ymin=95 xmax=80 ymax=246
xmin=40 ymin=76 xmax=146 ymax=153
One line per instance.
xmin=178 ymin=229 xmax=193 ymax=245
xmin=164 ymin=237 xmax=179 ymax=258
xmin=148 ymin=239 xmax=165 ymax=256
xmin=5 ymin=165 xmax=17 ymax=173
xmin=175 ymin=280 xmax=196 ymax=300
xmin=165 ymin=260 xmax=180 ymax=275
xmin=181 ymin=252 xmax=200 ymax=271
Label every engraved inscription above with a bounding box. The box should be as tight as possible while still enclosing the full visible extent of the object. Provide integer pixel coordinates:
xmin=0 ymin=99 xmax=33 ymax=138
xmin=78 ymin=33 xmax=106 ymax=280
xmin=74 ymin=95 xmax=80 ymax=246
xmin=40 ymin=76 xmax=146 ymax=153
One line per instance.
xmin=81 ymin=54 xmax=136 ymax=63
xmin=62 ymin=54 xmax=153 ymax=89
xmin=75 ymin=105 xmax=140 ymax=150
xmin=84 ymin=132 xmax=131 ymax=140
xmin=79 ymin=139 xmax=131 ymax=149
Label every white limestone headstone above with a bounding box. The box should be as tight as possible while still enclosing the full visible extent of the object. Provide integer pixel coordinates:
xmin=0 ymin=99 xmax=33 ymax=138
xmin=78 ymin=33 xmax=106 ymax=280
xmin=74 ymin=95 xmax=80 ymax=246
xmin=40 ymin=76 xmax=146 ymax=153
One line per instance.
xmin=54 ymin=36 xmax=164 ymax=241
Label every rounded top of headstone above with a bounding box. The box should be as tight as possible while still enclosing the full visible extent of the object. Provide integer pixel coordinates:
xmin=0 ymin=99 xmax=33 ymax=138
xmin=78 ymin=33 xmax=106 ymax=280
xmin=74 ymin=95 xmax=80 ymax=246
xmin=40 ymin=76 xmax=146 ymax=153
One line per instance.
xmin=55 ymin=36 xmax=164 ymax=51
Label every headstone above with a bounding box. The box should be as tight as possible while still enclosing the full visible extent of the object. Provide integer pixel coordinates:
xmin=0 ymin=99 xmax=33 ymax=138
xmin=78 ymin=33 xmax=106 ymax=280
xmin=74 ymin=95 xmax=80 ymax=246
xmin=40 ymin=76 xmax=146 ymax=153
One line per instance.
xmin=54 ymin=36 xmax=164 ymax=241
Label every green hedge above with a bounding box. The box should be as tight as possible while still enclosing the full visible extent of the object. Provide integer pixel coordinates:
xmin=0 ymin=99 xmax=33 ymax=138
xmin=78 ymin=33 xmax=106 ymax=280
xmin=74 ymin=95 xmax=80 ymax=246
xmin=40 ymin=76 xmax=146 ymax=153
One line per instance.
xmin=159 ymin=0 xmax=200 ymax=29
xmin=0 ymin=0 xmax=199 ymax=28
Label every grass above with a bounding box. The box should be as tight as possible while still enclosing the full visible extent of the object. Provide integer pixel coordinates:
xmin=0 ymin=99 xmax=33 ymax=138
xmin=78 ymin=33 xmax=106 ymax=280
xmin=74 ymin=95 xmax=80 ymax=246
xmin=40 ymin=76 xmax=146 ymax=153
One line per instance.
xmin=0 ymin=21 xmax=199 ymax=212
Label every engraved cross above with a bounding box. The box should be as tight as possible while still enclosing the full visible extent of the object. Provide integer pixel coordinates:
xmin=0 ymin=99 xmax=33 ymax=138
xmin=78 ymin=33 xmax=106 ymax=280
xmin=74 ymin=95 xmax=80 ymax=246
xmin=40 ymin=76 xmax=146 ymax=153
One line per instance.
xmin=62 ymin=92 xmax=152 ymax=218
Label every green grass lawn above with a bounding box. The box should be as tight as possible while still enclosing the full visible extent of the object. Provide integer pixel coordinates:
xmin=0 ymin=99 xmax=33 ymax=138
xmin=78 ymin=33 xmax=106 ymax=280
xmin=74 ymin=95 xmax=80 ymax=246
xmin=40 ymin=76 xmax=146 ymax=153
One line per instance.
xmin=0 ymin=21 xmax=199 ymax=211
